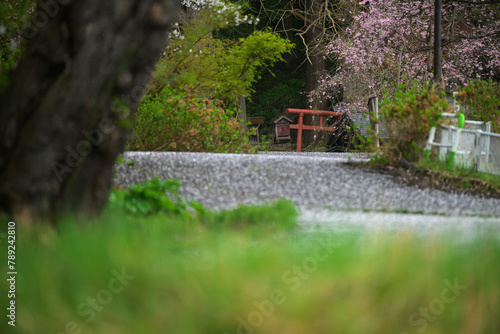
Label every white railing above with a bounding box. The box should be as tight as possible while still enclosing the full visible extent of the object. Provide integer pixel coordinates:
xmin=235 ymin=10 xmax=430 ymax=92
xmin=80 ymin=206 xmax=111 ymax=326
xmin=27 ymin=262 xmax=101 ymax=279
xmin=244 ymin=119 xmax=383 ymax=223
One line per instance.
xmin=471 ymin=130 xmax=500 ymax=176
xmin=438 ymin=121 xmax=500 ymax=176
xmin=424 ymin=113 xmax=465 ymax=169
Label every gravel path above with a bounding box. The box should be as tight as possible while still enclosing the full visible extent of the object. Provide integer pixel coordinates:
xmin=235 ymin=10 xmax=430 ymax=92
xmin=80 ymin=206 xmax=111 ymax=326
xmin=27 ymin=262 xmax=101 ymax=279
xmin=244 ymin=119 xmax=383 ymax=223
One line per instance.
xmin=114 ymin=151 xmax=500 ymax=219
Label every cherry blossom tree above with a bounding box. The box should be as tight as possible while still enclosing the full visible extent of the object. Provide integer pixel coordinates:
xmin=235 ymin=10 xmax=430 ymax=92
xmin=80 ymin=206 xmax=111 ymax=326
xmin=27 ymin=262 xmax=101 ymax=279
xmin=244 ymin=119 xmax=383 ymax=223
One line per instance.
xmin=316 ymin=0 xmax=500 ymax=112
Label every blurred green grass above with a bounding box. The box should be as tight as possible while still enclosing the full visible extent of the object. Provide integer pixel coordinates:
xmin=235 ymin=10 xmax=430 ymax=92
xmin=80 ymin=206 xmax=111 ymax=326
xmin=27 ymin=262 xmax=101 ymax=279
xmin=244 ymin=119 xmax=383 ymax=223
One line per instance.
xmin=1 ymin=201 xmax=500 ymax=334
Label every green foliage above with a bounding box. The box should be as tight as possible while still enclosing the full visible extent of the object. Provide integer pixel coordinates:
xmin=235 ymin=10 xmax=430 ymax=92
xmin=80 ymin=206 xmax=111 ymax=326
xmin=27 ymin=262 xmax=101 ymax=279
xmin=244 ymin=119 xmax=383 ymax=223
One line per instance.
xmin=379 ymin=83 xmax=452 ymax=165
xmin=247 ymin=75 xmax=306 ymax=123
xmin=0 ymin=0 xmax=34 ymax=35
xmin=457 ymin=80 xmax=500 ymax=133
xmin=151 ymin=22 xmax=293 ymax=106
xmin=129 ymin=86 xmax=257 ymax=153
xmin=138 ymin=3 xmax=293 ymax=152
xmin=108 ymin=178 xmax=207 ymax=219
xmin=210 ymin=199 xmax=297 ymax=230
xmin=0 ymin=0 xmax=35 ymax=91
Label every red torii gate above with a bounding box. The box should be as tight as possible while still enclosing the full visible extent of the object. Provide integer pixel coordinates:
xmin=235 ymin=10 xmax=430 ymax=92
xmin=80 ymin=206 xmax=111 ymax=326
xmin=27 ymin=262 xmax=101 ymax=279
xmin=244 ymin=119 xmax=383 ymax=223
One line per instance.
xmin=286 ymin=108 xmax=343 ymax=152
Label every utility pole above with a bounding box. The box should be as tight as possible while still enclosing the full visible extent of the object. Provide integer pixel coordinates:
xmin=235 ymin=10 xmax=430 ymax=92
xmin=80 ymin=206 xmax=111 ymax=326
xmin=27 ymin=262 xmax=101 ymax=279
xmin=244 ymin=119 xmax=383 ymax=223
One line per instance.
xmin=434 ymin=0 xmax=442 ymax=86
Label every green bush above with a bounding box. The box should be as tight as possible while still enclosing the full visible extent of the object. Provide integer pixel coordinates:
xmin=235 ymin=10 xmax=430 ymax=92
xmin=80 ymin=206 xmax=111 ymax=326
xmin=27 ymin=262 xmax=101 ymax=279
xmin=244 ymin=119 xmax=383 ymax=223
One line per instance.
xmin=128 ymin=86 xmax=256 ymax=153
xmin=379 ymin=84 xmax=452 ymax=165
xmin=456 ymin=80 xmax=500 ymax=133
xmin=108 ymin=178 xmax=207 ymax=219
xmin=107 ymin=177 xmax=297 ymax=231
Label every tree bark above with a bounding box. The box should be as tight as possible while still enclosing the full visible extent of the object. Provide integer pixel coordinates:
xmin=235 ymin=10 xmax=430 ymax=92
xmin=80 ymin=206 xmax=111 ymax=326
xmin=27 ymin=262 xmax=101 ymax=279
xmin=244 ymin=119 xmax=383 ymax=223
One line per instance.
xmin=0 ymin=0 xmax=179 ymax=225
xmin=279 ymin=2 xmax=297 ymax=71
xmin=303 ymin=0 xmax=327 ymax=148
xmin=434 ymin=0 xmax=443 ymax=87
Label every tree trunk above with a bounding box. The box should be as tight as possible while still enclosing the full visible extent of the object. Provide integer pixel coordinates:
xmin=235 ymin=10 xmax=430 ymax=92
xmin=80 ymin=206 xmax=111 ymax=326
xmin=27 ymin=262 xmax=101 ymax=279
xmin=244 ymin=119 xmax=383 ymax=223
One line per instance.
xmin=0 ymin=0 xmax=179 ymax=225
xmin=303 ymin=0 xmax=327 ymax=148
xmin=433 ymin=0 xmax=445 ymax=90
xmin=279 ymin=3 xmax=296 ymax=71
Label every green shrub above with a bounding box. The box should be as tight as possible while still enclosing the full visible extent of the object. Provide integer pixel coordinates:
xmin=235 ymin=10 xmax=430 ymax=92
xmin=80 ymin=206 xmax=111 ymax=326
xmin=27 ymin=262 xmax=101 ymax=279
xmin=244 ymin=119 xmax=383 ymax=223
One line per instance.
xmin=379 ymin=84 xmax=452 ymax=165
xmin=456 ymin=80 xmax=500 ymax=133
xmin=128 ymin=86 xmax=256 ymax=153
xmin=107 ymin=177 xmax=297 ymax=231
xmin=108 ymin=178 xmax=207 ymax=219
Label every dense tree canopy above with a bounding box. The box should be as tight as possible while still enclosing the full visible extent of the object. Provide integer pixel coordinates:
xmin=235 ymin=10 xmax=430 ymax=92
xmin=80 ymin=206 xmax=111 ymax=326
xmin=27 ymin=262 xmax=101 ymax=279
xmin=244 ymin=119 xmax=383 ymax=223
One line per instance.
xmin=151 ymin=0 xmax=294 ymax=106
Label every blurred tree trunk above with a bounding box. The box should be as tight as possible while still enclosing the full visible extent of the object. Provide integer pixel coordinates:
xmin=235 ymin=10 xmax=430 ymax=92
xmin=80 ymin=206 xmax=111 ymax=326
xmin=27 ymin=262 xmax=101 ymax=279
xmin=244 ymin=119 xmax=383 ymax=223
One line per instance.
xmin=303 ymin=0 xmax=327 ymax=148
xmin=278 ymin=1 xmax=297 ymax=71
xmin=0 ymin=0 xmax=179 ymax=225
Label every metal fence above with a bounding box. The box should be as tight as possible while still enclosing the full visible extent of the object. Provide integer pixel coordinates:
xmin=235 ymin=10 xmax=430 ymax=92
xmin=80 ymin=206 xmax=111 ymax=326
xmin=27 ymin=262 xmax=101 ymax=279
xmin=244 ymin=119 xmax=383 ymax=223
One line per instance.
xmin=438 ymin=121 xmax=500 ymax=176
xmin=474 ymin=131 xmax=500 ymax=176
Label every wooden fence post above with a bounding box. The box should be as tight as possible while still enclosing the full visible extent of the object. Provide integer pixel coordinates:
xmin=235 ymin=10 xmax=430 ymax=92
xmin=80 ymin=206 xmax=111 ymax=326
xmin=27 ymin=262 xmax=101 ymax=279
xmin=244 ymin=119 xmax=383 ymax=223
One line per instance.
xmin=368 ymin=96 xmax=380 ymax=149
